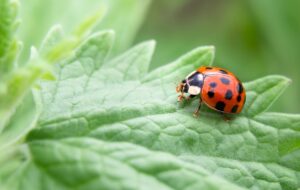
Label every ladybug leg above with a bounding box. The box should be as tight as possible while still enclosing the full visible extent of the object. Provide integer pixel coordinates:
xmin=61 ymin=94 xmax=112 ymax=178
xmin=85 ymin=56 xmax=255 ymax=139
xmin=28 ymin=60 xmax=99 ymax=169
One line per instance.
xmin=176 ymin=82 xmax=184 ymax=93
xmin=193 ymin=98 xmax=202 ymax=117
xmin=177 ymin=92 xmax=186 ymax=102
xmin=177 ymin=83 xmax=186 ymax=102
xmin=221 ymin=113 xmax=232 ymax=121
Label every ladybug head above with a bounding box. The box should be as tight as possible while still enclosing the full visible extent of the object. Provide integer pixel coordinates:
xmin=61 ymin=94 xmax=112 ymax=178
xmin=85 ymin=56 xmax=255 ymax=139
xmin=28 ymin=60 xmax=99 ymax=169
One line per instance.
xmin=176 ymin=72 xmax=203 ymax=95
xmin=176 ymin=79 xmax=188 ymax=93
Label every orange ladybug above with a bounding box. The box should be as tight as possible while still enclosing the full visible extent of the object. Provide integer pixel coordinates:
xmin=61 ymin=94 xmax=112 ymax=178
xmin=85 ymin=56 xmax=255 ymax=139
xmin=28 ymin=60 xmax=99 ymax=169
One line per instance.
xmin=176 ymin=66 xmax=246 ymax=116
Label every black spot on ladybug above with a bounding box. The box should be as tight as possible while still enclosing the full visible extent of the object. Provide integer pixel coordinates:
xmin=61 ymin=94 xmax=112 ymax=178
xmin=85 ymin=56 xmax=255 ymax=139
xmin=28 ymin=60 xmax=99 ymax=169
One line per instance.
xmin=237 ymin=83 xmax=243 ymax=94
xmin=237 ymin=95 xmax=241 ymax=102
xmin=220 ymin=77 xmax=230 ymax=85
xmin=208 ymin=91 xmax=214 ymax=98
xmin=219 ymin=69 xmax=228 ymax=74
xmin=225 ymin=89 xmax=233 ymax=100
xmin=215 ymin=101 xmax=225 ymax=111
xmin=209 ymin=82 xmax=217 ymax=88
xmin=206 ymin=67 xmax=213 ymax=70
xmin=231 ymin=105 xmax=239 ymax=113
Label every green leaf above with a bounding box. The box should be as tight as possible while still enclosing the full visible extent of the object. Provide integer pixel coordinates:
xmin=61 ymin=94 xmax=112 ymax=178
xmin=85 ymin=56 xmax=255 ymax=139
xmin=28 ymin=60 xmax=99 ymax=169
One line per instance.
xmin=97 ymin=0 xmax=152 ymax=56
xmin=1 ymin=137 xmax=244 ymax=190
xmin=244 ymin=75 xmax=291 ymax=116
xmin=0 ymin=0 xmax=20 ymax=76
xmin=103 ymin=40 xmax=155 ymax=80
xmin=39 ymin=24 xmax=64 ymax=57
xmin=0 ymin=91 xmax=39 ymax=149
xmin=0 ymin=144 xmax=25 ymax=185
xmin=21 ymin=33 xmax=300 ymax=190
xmin=0 ymin=48 xmax=49 ymax=132
xmin=143 ymin=46 xmax=214 ymax=83
xmin=0 ymin=5 xmax=105 ymax=137
xmin=254 ymin=112 xmax=300 ymax=170
xmin=40 ymin=9 xmax=105 ymax=63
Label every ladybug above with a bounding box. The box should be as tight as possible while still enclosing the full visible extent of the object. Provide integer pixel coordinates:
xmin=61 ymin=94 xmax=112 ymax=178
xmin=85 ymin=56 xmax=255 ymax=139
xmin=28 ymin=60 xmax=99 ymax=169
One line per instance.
xmin=176 ymin=66 xmax=246 ymax=117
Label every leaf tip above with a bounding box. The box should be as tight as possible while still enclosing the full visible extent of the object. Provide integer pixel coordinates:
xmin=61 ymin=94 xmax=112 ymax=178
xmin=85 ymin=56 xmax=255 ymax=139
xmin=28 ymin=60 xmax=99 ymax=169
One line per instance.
xmin=145 ymin=39 xmax=156 ymax=47
xmin=73 ymin=6 xmax=107 ymax=38
xmin=50 ymin=24 xmax=64 ymax=33
xmin=182 ymin=45 xmax=215 ymax=68
xmin=244 ymin=75 xmax=293 ymax=116
xmin=87 ymin=29 xmax=115 ymax=47
xmin=270 ymin=75 xmax=292 ymax=86
xmin=198 ymin=45 xmax=215 ymax=64
xmin=29 ymin=46 xmax=39 ymax=60
xmin=98 ymin=29 xmax=115 ymax=39
xmin=204 ymin=45 xmax=215 ymax=51
xmin=138 ymin=39 xmax=156 ymax=53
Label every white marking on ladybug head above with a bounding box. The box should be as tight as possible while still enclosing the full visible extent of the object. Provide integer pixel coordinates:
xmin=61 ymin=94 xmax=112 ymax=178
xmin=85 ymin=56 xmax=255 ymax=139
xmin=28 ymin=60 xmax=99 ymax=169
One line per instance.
xmin=188 ymin=85 xmax=201 ymax=95
xmin=197 ymin=74 xmax=203 ymax=81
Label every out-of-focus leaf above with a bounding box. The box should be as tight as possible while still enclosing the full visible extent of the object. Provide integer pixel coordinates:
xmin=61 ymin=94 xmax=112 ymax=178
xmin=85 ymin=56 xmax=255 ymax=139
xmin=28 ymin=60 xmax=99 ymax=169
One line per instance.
xmin=0 ymin=0 xmax=20 ymax=77
xmin=0 ymin=48 xmax=48 ymax=132
xmin=17 ymin=0 xmax=151 ymax=62
xmin=0 ymin=91 xmax=39 ymax=149
xmin=97 ymin=0 xmax=151 ymax=56
xmin=247 ymin=0 xmax=300 ymax=113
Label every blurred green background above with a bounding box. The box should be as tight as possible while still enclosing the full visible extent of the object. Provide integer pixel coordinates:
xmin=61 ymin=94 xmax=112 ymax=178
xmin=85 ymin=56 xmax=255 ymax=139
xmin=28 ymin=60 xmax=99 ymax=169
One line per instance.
xmin=135 ymin=0 xmax=300 ymax=113
xmin=17 ymin=0 xmax=300 ymax=113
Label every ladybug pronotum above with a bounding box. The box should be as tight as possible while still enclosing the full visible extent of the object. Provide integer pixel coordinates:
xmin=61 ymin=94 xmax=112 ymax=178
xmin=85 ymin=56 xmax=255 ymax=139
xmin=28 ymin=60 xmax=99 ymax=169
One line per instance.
xmin=176 ymin=66 xmax=246 ymax=117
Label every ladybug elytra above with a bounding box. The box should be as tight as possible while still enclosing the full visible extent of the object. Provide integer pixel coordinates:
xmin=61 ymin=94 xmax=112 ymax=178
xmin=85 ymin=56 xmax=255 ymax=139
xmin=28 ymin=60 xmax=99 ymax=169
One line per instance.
xmin=176 ymin=66 xmax=246 ymax=116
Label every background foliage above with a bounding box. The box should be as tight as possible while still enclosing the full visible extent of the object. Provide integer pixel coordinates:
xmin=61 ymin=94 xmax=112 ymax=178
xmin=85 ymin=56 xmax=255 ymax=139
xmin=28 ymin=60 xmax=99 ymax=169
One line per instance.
xmin=135 ymin=0 xmax=300 ymax=113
